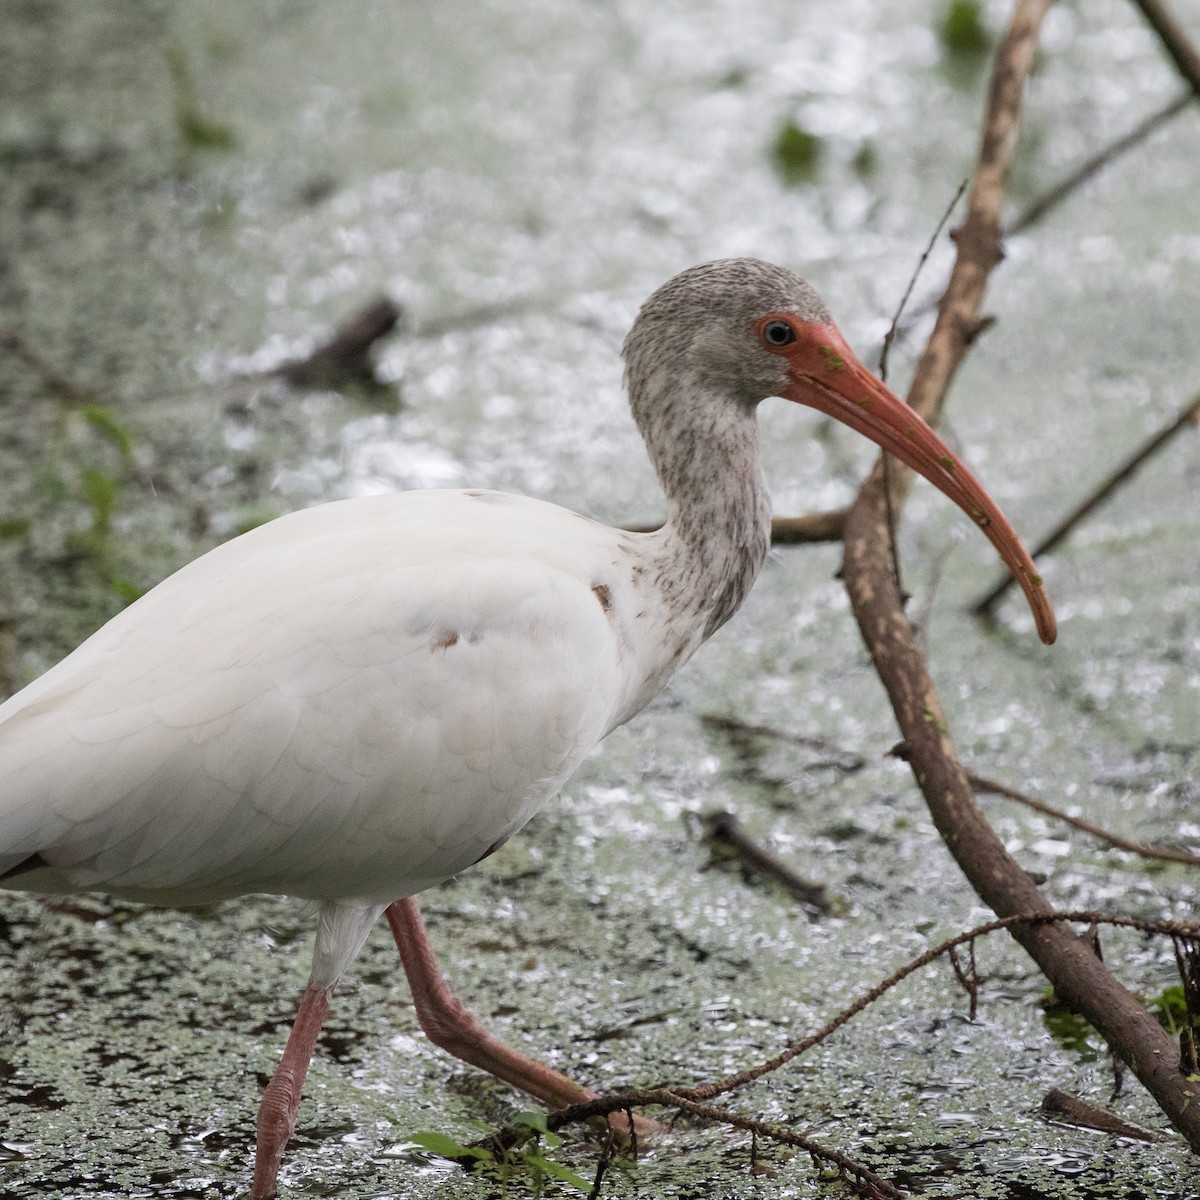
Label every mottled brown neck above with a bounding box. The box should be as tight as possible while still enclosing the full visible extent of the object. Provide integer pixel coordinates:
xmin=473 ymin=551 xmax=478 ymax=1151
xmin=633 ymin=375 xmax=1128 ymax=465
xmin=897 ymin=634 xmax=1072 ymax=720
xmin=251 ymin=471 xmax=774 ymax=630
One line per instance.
xmin=635 ymin=369 xmax=773 ymax=639
xmin=619 ymin=258 xmax=830 ymax=639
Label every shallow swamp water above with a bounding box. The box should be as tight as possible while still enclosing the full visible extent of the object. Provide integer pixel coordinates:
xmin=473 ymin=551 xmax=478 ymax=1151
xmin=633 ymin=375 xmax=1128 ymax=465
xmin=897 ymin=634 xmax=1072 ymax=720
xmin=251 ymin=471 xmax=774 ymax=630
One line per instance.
xmin=1 ymin=0 xmax=1199 ymax=1197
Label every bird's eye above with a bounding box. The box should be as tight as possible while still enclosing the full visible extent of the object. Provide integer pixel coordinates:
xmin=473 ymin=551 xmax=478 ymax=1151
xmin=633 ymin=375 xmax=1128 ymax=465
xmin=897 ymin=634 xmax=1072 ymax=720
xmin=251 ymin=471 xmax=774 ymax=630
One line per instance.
xmin=762 ymin=320 xmax=796 ymax=347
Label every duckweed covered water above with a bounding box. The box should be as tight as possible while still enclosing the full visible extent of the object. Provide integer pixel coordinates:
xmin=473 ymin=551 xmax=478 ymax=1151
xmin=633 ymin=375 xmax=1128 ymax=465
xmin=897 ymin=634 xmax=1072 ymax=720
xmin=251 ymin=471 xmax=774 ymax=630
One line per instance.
xmin=1 ymin=1 xmax=1199 ymax=1197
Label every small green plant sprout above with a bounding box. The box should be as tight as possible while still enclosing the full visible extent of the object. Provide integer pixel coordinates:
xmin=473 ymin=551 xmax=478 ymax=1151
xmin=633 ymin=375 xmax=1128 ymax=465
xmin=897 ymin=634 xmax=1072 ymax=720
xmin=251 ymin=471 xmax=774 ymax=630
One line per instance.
xmin=1041 ymin=988 xmax=1101 ymax=1061
xmin=771 ymin=118 xmax=823 ymax=185
xmin=78 ymin=404 xmax=135 ymax=459
xmin=1150 ymin=984 xmax=1200 ymax=1038
xmin=851 ymin=140 xmax=879 ymax=178
xmin=511 ymin=1109 xmax=594 ymax=1192
xmin=405 ymin=1129 xmax=492 ymax=1166
xmin=409 ymin=1108 xmax=592 ymax=1194
xmin=166 ymin=40 xmax=237 ymax=150
xmin=61 ymin=405 xmax=141 ymax=598
xmin=937 ymin=0 xmax=991 ymax=56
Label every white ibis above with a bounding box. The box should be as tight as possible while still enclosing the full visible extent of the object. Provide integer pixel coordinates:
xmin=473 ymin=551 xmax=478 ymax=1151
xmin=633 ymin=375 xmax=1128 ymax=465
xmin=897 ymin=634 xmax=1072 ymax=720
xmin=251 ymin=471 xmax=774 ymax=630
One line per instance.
xmin=0 ymin=259 xmax=1055 ymax=1197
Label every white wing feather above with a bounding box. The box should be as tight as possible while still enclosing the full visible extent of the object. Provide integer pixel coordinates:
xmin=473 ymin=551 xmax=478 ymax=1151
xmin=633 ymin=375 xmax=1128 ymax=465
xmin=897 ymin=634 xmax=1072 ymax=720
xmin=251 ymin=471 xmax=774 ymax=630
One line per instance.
xmin=0 ymin=490 xmax=630 ymax=906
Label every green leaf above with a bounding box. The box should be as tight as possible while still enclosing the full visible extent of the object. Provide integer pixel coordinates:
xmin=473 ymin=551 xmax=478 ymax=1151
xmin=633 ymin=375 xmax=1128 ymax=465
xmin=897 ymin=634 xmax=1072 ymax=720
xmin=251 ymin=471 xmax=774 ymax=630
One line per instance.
xmin=513 ymin=1108 xmax=552 ymax=1135
xmin=522 ymin=1154 xmax=592 ymax=1192
xmin=407 ymin=1131 xmax=491 ymax=1162
xmin=1150 ymin=984 xmax=1198 ymax=1035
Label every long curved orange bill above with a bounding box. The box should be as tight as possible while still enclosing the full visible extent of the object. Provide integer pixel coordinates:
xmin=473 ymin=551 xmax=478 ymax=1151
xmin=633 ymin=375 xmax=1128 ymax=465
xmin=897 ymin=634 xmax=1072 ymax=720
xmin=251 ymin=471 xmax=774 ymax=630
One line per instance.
xmin=780 ymin=320 xmax=1056 ymax=645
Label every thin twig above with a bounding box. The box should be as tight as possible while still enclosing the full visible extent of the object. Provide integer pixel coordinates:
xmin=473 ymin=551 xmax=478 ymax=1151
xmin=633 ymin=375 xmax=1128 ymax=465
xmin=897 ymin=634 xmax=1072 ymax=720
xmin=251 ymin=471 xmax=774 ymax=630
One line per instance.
xmin=521 ymin=912 xmax=1200 ymax=1128
xmin=882 ymin=454 xmax=902 ymax=594
xmin=697 ymin=810 xmax=831 ymax=912
xmin=887 ymin=91 xmax=1195 ymax=346
xmin=875 ymin=183 xmax=967 ymax=600
xmin=586 ymin=1128 xmax=617 ymax=1200
xmin=767 ymin=508 xmax=848 ymax=543
xmin=534 ymin=1091 xmax=908 ymax=1199
xmin=700 ymin=712 xmax=867 ymax=772
xmin=1128 ymin=0 xmax=1200 ymax=96
xmin=948 ymin=940 xmax=981 ymax=1020
xmin=707 ymin=715 xmax=1200 ymax=866
xmin=969 ymin=770 xmax=1200 ymax=867
xmin=972 ymin=389 xmax=1200 ymax=616
xmin=878 ymin=179 xmax=968 ymax=383
xmin=1006 ymin=91 xmax=1195 ymax=236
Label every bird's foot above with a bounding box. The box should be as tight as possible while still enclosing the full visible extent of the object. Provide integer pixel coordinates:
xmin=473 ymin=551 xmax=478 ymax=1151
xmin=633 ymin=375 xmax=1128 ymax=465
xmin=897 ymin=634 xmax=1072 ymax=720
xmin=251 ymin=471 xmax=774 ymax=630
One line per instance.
xmin=252 ymin=1068 xmax=299 ymax=1200
xmin=250 ymin=984 xmax=334 ymax=1199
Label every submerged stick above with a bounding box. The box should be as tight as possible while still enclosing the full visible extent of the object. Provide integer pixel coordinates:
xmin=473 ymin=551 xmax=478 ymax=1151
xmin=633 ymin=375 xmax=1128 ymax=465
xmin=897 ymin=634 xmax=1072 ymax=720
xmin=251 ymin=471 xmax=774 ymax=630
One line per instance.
xmin=274 ymin=296 xmax=403 ymax=386
xmin=698 ymin=810 xmax=831 ymax=913
xmin=1042 ymin=1088 xmax=1164 ymax=1142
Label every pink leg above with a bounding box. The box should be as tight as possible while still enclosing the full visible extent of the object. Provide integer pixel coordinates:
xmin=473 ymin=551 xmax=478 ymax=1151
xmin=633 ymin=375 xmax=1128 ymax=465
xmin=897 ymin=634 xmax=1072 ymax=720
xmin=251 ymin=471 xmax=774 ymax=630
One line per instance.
xmin=251 ymin=983 xmax=334 ymax=1200
xmin=385 ymin=898 xmax=657 ymax=1141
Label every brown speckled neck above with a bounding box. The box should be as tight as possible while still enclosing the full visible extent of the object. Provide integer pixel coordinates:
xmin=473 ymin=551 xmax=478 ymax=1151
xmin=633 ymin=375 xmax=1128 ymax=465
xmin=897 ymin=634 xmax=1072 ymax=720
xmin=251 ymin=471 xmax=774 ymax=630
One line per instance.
xmin=639 ymin=373 xmax=772 ymax=639
xmin=620 ymin=259 xmax=826 ymax=638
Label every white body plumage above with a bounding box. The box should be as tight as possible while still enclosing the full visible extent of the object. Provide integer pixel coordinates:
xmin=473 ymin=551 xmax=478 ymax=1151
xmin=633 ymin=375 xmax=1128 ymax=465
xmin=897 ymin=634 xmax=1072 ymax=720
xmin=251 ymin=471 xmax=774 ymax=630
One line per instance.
xmin=0 ymin=490 xmax=697 ymax=917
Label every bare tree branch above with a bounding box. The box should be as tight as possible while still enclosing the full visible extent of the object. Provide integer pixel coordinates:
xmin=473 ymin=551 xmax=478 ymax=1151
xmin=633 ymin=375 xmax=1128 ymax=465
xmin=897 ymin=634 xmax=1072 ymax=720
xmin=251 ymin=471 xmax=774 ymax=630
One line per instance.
xmin=878 ymin=180 xmax=968 ymax=383
xmin=968 ymin=769 xmax=1200 ymax=867
xmin=1007 ymin=90 xmax=1195 ymax=235
xmin=1129 ymin=0 xmax=1200 ymax=96
xmin=839 ymin=0 xmax=1200 ymax=1151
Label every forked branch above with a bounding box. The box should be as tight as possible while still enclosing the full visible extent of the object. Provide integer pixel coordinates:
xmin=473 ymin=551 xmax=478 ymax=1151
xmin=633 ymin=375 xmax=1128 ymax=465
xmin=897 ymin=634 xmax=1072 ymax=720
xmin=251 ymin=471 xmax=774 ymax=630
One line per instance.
xmin=840 ymin=0 xmax=1200 ymax=1152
